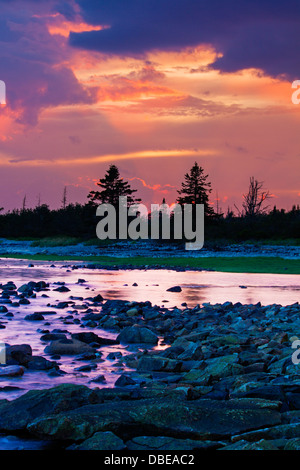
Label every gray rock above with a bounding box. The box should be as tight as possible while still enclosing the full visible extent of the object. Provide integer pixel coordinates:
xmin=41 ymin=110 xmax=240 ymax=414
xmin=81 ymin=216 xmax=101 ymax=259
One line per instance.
xmin=166 ymin=286 xmax=182 ymax=292
xmin=27 ymin=396 xmax=281 ymax=442
xmin=24 ymin=313 xmax=44 ymax=321
xmin=232 ymin=422 xmax=300 ymax=442
xmin=137 ymin=355 xmax=182 ymax=372
xmin=284 ymin=438 xmax=300 ymax=450
xmin=44 ymin=338 xmax=94 ymax=356
xmin=126 ymin=435 xmax=222 ymax=450
xmin=0 ymin=384 xmax=99 ymax=431
xmin=0 ymin=365 xmax=24 ymax=377
xmin=117 ymin=325 xmax=158 ymax=344
xmin=71 ymin=332 xmax=118 ymax=346
xmin=68 ymin=431 xmax=126 ymax=450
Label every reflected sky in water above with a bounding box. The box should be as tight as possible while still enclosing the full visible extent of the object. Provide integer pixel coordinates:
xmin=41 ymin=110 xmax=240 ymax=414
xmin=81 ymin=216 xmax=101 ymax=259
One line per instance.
xmin=0 ymin=258 xmax=298 ymax=400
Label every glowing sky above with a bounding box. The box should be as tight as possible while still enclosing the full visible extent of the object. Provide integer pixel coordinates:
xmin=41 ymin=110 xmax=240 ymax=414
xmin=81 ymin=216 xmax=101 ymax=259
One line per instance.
xmin=0 ymin=0 xmax=299 ymax=212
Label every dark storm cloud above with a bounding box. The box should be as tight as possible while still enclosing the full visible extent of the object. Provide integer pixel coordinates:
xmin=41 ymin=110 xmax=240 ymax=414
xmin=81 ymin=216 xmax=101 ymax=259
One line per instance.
xmin=52 ymin=1 xmax=77 ymax=20
xmin=70 ymin=0 xmax=300 ymax=79
xmin=0 ymin=0 xmax=94 ymax=125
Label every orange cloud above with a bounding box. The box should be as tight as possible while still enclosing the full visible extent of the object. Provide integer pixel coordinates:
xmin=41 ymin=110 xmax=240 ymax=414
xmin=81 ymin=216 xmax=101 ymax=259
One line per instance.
xmin=95 ymin=78 xmax=184 ymax=103
xmin=4 ymin=149 xmax=218 ymax=167
xmin=128 ymin=176 xmax=177 ymax=192
xmin=47 ymin=21 xmax=106 ymax=38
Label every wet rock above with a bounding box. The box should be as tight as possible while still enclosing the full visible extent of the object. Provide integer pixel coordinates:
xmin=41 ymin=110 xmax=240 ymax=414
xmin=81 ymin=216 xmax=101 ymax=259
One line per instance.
xmin=166 ymin=286 xmax=182 ymax=292
xmin=231 ymin=384 xmax=286 ymax=402
xmin=126 ymin=435 xmax=222 ymax=450
xmin=71 ymin=332 xmax=118 ymax=346
xmin=53 ymin=286 xmax=70 ymax=293
xmin=107 ymin=352 xmax=122 ymax=360
xmin=137 ymin=355 xmax=182 ymax=373
xmin=115 ymin=374 xmax=137 ymax=386
xmin=68 ymin=431 xmax=126 ymax=450
xmin=0 ymin=384 xmax=100 ymax=431
xmin=183 ymin=354 xmax=243 ymax=384
xmin=6 ymin=344 xmax=32 ymax=366
xmin=75 ymin=352 xmax=97 ymax=361
xmin=90 ymin=375 xmax=106 ymax=384
xmin=91 ymin=294 xmax=104 ymax=302
xmin=18 ymin=284 xmax=33 ymax=294
xmin=126 ymin=308 xmax=139 ymax=317
xmin=27 ymin=356 xmax=58 ymax=371
xmin=74 ymin=364 xmax=97 ymax=372
xmin=27 ymin=395 xmax=281 ymax=442
xmin=56 ymin=302 xmax=69 ymax=309
xmin=24 ymin=313 xmax=44 ymax=321
xmin=177 ymin=342 xmax=203 ymax=361
xmin=40 ymin=333 xmax=67 ymax=342
xmin=221 ymin=439 xmax=279 ymax=450
xmin=232 ymin=422 xmax=300 ymax=442
xmin=117 ymin=325 xmax=158 ymax=344
xmin=284 ymin=438 xmax=300 ymax=450
xmin=2 ymin=282 xmax=17 ymax=291
xmin=44 ymin=338 xmax=94 ymax=356
xmin=0 ymin=365 xmax=24 ymax=377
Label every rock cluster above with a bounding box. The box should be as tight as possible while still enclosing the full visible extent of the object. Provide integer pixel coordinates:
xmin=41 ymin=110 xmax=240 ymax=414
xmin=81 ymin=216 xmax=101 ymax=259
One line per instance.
xmin=1 ymin=278 xmax=300 ymax=450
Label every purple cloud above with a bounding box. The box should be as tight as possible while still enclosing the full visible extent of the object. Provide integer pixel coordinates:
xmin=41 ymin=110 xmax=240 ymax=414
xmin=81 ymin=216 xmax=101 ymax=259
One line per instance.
xmin=70 ymin=0 xmax=300 ymax=79
xmin=0 ymin=0 xmax=94 ymax=125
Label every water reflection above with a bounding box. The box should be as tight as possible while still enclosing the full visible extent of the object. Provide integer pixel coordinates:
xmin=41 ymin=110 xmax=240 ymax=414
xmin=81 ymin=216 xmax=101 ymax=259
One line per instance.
xmin=0 ymin=258 xmax=299 ymax=306
xmin=0 ymin=258 xmax=298 ymax=400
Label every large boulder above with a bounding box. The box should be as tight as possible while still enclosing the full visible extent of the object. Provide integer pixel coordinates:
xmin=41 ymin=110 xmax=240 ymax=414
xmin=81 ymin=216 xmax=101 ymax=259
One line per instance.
xmin=6 ymin=344 xmax=32 ymax=366
xmin=24 ymin=313 xmax=44 ymax=321
xmin=0 ymin=384 xmax=98 ymax=431
xmin=117 ymin=325 xmax=158 ymax=344
xmin=44 ymin=338 xmax=94 ymax=356
xmin=137 ymin=355 xmax=182 ymax=372
xmin=71 ymin=332 xmax=118 ymax=346
xmin=126 ymin=436 xmax=222 ymax=450
xmin=27 ymin=397 xmax=281 ymax=442
xmin=183 ymin=354 xmax=243 ymax=384
xmin=166 ymin=286 xmax=182 ymax=293
xmin=68 ymin=431 xmax=126 ymax=450
xmin=0 ymin=365 xmax=24 ymax=377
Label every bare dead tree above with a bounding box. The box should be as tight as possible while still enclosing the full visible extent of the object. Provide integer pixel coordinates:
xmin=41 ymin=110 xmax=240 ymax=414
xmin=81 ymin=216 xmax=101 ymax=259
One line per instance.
xmin=62 ymin=186 xmax=67 ymax=209
xmin=242 ymin=177 xmax=272 ymax=217
xmin=22 ymin=195 xmax=26 ymax=212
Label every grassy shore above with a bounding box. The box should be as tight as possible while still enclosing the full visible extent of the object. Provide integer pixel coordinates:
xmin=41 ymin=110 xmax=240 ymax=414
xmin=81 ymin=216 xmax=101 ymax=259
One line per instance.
xmin=0 ymin=253 xmax=299 ymax=274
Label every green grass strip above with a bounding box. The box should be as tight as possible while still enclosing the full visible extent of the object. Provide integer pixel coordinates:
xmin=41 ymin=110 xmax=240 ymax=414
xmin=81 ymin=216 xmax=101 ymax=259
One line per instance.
xmin=0 ymin=253 xmax=299 ymax=274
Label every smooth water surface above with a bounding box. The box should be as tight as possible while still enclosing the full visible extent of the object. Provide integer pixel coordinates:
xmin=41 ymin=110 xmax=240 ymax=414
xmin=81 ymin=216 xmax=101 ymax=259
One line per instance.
xmin=0 ymin=258 xmax=298 ymax=401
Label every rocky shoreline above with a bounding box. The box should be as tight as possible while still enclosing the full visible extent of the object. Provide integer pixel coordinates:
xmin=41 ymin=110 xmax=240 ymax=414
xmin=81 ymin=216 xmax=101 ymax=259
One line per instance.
xmin=0 ymin=276 xmax=300 ymax=450
xmin=0 ymin=238 xmax=299 ymax=260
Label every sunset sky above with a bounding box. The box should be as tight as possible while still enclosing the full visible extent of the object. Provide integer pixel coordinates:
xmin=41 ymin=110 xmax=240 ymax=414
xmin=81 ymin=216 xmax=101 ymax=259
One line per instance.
xmin=0 ymin=0 xmax=299 ymax=212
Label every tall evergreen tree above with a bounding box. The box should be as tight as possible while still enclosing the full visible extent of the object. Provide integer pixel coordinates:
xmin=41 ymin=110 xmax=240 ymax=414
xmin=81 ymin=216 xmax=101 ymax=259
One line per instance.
xmin=87 ymin=164 xmax=141 ymax=207
xmin=177 ymin=162 xmax=215 ymax=217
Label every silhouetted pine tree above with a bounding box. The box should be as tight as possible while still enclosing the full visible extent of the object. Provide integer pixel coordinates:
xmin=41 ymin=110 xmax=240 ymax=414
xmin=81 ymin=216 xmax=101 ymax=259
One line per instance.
xmin=87 ymin=165 xmax=141 ymax=207
xmin=177 ymin=162 xmax=215 ymax=217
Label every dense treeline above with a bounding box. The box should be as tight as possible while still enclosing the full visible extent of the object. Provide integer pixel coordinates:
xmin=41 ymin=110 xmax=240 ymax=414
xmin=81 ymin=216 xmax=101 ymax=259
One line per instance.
xmin=0 ymin=204 xmax=97 ymax=239
xmin=0 ymin=163 xmax=299 ymax=243
xmin=0 ymin=202 xmax=299 ymax=244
